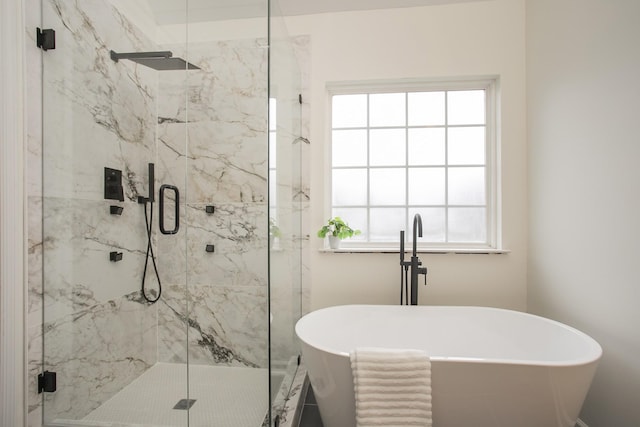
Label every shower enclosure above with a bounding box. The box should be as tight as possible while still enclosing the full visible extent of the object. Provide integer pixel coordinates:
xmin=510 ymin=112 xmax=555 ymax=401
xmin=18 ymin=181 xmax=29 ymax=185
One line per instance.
xmin=35 ymin=0 xmax=307 ymax=425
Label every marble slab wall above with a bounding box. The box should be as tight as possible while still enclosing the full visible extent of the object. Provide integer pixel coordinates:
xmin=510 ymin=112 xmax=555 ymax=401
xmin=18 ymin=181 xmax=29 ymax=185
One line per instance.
xmin=155 ymin=39 xmax=271 ymax=368
xmin=152 ymin=35 xmax=311 ymax=371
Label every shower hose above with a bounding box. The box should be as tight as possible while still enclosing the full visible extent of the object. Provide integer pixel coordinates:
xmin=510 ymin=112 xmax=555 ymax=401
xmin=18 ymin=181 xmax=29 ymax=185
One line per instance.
xmin=141 ymin=199 xmax=162 ymax=303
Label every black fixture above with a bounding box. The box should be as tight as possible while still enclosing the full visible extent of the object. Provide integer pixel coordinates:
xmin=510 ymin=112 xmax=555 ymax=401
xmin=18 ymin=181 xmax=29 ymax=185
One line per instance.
xmin=110 ymin=50 xmax=200 ymax=71
xmin=110 ymin=251 xmax=123 ymax=262
xmin=139 ymin=163 xmax=162 ymax=303
xmin=173 ymin=399 xmax=197 ymax=410
xmin=37 ymin=371 xmax=57 ymax=393
xmin=104 ymin=167 xmax=124 ymax=201
xmin=205 ymin=205 xmax=215 ymax=214
xmin=110 ymin=205 xmax=124 ymax=215
xmin=399 ymin=230 xmax=410 ymax=305
xmin=36 ymin=28 xmax=55 ymax=51
xmin=137 ymin=163 xmax=155 ymax=205
xmin=205 ymin=244 xmax=215 ymax=253
xmin=399 ymin=214 xmax=428 ymax=305
xmin=159 ymin=184 xmax=180 ymax=235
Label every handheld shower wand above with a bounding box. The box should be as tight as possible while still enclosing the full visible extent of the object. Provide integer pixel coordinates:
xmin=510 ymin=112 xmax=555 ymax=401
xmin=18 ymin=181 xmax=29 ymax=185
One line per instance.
xmin=139 ymin=163 xmax=162 ymax=303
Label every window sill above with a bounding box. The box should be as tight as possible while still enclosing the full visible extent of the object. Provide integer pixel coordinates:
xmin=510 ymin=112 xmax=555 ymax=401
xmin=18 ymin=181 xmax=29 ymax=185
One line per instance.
xmin=318 ymin=247 xmax=510 ymax=254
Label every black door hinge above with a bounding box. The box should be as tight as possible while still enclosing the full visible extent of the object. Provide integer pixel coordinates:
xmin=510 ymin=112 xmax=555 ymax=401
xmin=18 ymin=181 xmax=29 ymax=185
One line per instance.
xmin=36 ymin=28 xmax=56 ymax=51
xmin=38 ymin=371 xmax=57 ymax=393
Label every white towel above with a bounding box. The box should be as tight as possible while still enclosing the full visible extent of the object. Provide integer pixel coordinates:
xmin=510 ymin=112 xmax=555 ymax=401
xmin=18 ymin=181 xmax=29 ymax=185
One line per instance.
xmin=350 ymin=348 xmax=432 ymax=427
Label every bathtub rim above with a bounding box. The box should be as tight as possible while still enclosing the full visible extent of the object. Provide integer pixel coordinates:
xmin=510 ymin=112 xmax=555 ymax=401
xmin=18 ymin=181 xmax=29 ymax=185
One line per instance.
xmin=295 ymin=304 xmax=603 ymax=368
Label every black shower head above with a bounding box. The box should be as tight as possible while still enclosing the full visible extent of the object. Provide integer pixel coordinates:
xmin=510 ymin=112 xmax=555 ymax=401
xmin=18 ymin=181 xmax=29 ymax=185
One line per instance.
xmin=110 ymin=50 xmax=200 ymax=70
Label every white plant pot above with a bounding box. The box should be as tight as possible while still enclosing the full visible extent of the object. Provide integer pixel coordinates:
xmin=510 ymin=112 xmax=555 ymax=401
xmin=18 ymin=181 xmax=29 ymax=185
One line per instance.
xmin=328 ymin=236 xmax=341 ymax=249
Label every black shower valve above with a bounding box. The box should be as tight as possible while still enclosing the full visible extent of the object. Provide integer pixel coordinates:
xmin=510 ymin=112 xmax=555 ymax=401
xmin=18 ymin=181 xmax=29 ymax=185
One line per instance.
xmin=205 ymin=205 xmax=215 ymax=214
xmin=205 ymin=244 xmax=215 ymax=253
xmin=109 ymin=251 xmax=123 ymax=262
xmin=104 ymin=167 xmax=125 ymax=202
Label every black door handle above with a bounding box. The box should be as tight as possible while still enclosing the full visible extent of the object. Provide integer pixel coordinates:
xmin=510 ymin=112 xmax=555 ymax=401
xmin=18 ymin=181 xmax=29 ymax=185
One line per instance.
xmin=159 ymin=184 xmax=179 ymax=235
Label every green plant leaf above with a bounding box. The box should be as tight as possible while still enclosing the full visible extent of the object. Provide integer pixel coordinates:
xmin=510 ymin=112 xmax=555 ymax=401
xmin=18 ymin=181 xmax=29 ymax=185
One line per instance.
xmin=317 ymin=216 xmax=361 ymax=240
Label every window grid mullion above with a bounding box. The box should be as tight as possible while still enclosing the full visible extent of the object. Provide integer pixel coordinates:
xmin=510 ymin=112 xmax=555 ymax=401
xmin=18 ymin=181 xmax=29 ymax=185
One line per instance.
xmin=404 ymin=92 xmax=409 ymax=234
xmin=329 ymin=81 xmax=495 ymax=248
xmin=366 ymin=94 xmax=371 ymax=242
xmin=444 ymin=90 xmax=450 ymax=244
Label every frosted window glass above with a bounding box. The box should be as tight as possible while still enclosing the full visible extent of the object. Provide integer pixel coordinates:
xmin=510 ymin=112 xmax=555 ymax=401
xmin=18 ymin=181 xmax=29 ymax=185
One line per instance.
xmin=370 ymin=93 xmax=406 ymax=127
xmin=333 ymin=169 xmax=367 ymax=206
xmin=448 ymin=208 xmax=486 ymax=242
xmin=269 ymin=98 xmax=277 ymax=131
xmin=329 ymin=81 xmax=494 ymax=246
xmin=333 ymin=94 xmax=367 ymax=128
xmin=370 ymin=168 xmax=405 ymax=205
xmin=370 ymin=129 xmax=406 ymax=166
xmin=408 ymin=128 xmax=445 ymax=165
xmin=409 ymin=208 xmax=446 ymax=242
xmin=448 ymin=167 xmax=485 ymax=205
xmin=408 ymin=92 xmax=445 ymax=126
xmin=333 ymin=130 xmax=367 ymax=167
xmin=370 ymin=208 xmax=406 ymax=241
xmin=448 ymin=127 xmax=485 ymax=165
xmin=448 ymin=90 xmax=485 ymax=125
xmin=408 ymin=168 xmax=445 ymax=205
xmin=269 ymin=131 xmax=277 ymax=168
xmin=332 ymin=207 xmax=367 ymax=242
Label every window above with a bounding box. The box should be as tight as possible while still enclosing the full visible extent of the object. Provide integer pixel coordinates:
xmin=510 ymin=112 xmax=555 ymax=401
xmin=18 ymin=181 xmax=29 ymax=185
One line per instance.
xmin=327 ymin=78 xmax=498 ymax=250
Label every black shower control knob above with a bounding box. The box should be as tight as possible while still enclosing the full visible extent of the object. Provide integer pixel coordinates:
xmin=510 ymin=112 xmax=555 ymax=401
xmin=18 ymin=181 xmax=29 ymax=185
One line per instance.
xmin=205 ymin=244 xmax=215 ymax=253
xmin=205 ymin=205 xmax=215 ymax=214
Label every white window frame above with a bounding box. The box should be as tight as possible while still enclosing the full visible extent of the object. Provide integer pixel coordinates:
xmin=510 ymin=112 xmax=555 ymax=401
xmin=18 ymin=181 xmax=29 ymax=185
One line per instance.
xmin=325 ymin=77 xmax=501 ymax=252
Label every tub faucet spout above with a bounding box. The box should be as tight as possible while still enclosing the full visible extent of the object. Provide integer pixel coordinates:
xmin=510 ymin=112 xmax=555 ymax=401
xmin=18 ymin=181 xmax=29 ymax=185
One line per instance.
xmin=412 ymin=214 xmax=423 ymax=257
xmin=410 ymin=214 xmax=427 ymax=305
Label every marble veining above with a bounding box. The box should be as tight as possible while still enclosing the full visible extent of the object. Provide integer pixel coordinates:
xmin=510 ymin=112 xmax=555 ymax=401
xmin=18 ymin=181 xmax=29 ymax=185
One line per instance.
xmin=42 ymin=289 xmax=156 ymax=421
xmin=43 ymin=0 xmax=157 ymax=202
xmin=158 ymin=284 xmax=267 ymax=367
xmin=27 ymin=0 xmax=311 ymax=422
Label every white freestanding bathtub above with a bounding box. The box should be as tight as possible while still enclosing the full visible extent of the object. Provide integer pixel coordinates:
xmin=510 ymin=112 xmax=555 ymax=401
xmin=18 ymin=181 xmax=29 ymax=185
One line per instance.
xmin=295 ymin=305 xmax=601 ymax=427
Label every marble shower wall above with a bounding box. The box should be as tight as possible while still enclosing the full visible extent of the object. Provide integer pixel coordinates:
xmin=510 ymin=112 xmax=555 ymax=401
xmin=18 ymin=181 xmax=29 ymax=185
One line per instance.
xmin=29 ymin=0 xmax=160 ymax=422
xmin=153 ymin=35 xmax=310 ymax=369
xmin=155 ymin=39 xmax=271 ymax=367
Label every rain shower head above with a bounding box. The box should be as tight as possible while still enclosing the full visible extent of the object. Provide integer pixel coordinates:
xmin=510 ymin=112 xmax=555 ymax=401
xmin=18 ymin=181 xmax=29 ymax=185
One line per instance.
xmin=110 ymin=50 xmax=200 ymax=70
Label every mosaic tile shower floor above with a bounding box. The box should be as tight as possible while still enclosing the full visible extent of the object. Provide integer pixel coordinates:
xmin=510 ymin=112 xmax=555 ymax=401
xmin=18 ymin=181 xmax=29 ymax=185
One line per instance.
xmin=68 ymin=363 xmax=270 ymax=427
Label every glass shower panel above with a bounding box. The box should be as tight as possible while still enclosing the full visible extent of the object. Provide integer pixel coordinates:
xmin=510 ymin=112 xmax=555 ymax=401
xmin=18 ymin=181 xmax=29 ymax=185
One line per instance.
xmin=41 ymin=0 xmax=189 ymax=425
xmin=180 ymin=2 xmax=271 ymax=426
xmin=268 ymin=3 xmax=307 ymax=424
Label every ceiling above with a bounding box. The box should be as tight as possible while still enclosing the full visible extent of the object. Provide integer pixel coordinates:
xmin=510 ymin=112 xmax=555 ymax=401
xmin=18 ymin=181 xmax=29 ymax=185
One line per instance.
xmin=149 ymin=0 xmax=488 ymax=25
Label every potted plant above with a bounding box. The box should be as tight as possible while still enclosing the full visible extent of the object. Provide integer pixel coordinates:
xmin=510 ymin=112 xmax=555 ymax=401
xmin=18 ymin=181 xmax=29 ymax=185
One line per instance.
xmin=317 ymin=216 xmax=361 ymax=249
xmin=269 ymin=217 xmax=281 ymax=248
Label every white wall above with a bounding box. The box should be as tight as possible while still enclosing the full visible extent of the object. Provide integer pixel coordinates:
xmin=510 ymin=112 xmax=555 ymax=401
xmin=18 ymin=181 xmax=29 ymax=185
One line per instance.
xmin=527 ymin=1 xmax=640 ymax=425
xmin=284 ymin=0 xmax=528 ymax=310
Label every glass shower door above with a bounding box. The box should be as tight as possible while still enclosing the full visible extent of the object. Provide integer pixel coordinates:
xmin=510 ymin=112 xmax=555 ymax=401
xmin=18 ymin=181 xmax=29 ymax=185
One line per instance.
xmin=174 ymin=2 xmax=272 ymax=426
xmin=40 ymin=0 xmax=190 ymax=425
